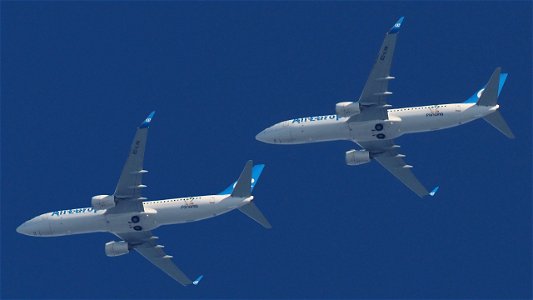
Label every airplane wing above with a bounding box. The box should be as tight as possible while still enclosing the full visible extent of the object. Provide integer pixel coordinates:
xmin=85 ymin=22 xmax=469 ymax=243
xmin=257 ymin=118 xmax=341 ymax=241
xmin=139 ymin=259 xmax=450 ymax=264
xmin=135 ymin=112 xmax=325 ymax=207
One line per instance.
xmin=115 ymin=231 xmax=193 ymax=286
xmin=350 ymin=17 xmax=404 ymax=122
xmin=357 ymin=139 xmax=430 ymax=197
xmin=109 ymin=111 xmax=155 ymax=213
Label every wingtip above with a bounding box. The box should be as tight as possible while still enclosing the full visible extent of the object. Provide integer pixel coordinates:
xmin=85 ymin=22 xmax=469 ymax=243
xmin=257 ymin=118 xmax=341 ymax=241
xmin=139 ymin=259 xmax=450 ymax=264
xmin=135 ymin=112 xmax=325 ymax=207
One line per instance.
xmin=140 ymin=111 xmax=156 ymax=128
xmin=429 ymin=186 xmax=439 ymax=197
xmin=192 ymin=275 xmax=204 ymax=285
xmin=389 ymin=16 xmax=405 ymax=34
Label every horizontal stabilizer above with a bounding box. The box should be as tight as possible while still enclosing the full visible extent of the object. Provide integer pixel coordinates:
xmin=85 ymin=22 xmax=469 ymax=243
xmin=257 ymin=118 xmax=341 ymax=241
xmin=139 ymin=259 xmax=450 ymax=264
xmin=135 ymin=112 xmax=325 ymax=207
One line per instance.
xmin=239 ymin=202 xmax=272 ymax=229
xmin=483 ymin=111 xmax=515 ymax=139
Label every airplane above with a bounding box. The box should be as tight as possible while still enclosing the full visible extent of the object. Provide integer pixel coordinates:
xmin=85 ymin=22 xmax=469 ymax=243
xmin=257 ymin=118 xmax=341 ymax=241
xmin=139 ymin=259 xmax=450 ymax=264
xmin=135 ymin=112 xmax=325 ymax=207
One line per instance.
xmin=16 ymin=111 xmax=272 ymax=286
xmin=255 ymin=17 xmax=514 ymax=197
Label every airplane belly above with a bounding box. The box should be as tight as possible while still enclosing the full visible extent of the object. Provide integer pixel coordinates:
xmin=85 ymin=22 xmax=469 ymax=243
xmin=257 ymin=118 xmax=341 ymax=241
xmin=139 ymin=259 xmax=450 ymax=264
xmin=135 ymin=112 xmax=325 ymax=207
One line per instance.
xmin=104 ymin=208 xmax=161 ymax=233
xmin=291 ymin=121 xmax=350 ymax=143
xmin=348 ymin=117 xmax=403 ymax=142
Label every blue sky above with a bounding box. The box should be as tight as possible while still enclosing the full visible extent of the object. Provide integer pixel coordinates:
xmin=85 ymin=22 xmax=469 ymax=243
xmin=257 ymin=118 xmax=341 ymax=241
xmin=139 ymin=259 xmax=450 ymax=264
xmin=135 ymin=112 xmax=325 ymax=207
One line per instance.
xmin=2 ymin=2 xmax=531 ymax=298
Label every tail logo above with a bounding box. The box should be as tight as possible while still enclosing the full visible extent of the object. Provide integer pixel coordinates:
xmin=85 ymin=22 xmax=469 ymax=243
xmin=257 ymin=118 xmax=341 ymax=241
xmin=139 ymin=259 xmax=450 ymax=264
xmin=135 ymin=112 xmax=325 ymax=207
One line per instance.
xmin=232 ymin=178 xmax=255 ymax=189
xmin=477 ymin=88 xmax=485 ymax=99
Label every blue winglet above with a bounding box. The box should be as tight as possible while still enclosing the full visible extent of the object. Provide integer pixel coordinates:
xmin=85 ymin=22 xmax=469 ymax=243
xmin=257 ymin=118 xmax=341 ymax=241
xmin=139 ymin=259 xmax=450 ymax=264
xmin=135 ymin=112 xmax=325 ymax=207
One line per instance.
xmin=429 ymin=186 xmax=439 ymax=197
xmin=140 ymin=111 xmax=156 ymax=128
xmin=193 ymin=275 xmax=204 ymax=285
xmin=388 ymin=16 xmax=404 ymax=34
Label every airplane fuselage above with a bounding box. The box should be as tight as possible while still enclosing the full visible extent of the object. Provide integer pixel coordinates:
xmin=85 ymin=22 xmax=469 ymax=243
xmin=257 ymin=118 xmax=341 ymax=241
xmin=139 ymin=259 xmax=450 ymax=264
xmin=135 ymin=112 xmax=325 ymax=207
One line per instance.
xmin=257 ymin=103 xmax=497 ymax=145
xmin=17 ymin=195 xmax=251 ymax=237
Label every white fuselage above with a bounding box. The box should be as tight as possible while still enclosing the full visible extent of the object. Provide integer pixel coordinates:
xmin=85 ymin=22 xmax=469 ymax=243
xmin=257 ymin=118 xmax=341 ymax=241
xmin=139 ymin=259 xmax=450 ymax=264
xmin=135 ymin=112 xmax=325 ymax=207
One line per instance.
xmin=17 ymin=195 xmax=251 ymax=237
xmin=256 ymin=103 xmax=497 ymax=144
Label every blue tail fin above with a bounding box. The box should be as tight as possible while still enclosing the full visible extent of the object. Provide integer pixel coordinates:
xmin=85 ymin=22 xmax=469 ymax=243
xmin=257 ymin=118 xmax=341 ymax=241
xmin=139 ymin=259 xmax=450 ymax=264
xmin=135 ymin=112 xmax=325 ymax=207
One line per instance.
xmin=218 ymin=163 xmax=265 ymax=195
xmin=464 ymin=71 xmax=508 ymax=104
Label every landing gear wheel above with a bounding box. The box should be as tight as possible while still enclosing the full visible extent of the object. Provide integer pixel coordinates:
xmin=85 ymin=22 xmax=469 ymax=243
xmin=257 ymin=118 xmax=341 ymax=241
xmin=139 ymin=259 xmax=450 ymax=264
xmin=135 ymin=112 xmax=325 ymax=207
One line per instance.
xmin=133 ymin=225 xmax=143 ymax=231
xmin=375 ymin=123 xmax=384 ymax=131
xmin=131 ymin=215 xmax=140 ymax=223
xmin=377 ymin=133 xmax=386 ymax=139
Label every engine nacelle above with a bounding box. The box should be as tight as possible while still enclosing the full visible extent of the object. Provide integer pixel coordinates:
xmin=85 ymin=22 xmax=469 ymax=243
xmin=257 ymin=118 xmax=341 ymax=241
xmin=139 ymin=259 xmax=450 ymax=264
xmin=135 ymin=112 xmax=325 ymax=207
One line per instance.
xmin=345 ymin=149 xmax=371 ymax=166
xmin=91 ymin=195 xmax=115 ymax=210
xmin=105 ymin=241 xmax=129 ymax=257
xmin=335 ymin=101 xmax=361 ymax=118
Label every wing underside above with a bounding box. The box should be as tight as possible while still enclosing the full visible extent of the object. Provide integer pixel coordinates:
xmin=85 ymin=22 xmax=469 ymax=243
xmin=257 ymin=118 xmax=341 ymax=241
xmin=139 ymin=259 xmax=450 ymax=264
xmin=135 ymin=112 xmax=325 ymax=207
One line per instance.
xmin=108 ymin=112 xmax=155 ymax=214
xmin=357 ymin=139 xmax=429 ymax=197
xmin=115 ymin=231 xmax=193 ymax=286
xmin=348 ymin=17 xmax=404 ymax=122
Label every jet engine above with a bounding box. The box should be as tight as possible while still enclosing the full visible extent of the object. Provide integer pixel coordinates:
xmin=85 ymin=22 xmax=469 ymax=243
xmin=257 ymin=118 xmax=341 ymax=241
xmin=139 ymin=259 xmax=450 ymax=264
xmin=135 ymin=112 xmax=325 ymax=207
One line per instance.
xmin=91 ymin=195 xmax=115 ymax=210
xmin=105 ymin=241 xmax=129 ymax=257
xmin=345 ymin=149 xmax=371 ymax=166
xmin=335 ymin=101 xmax=361 ymax=118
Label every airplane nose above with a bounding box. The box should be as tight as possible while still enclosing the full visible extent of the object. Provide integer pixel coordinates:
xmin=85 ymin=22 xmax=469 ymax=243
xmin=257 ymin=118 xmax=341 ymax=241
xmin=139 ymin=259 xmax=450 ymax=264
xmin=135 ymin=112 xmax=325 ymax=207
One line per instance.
xmin=255 ymin=129 xmax=271 ymax=143
xmin=256 ymin=124 xmax=293 ymax=144
xmin=16 ymin=219 xmax=49 ymax=236
xmin=16 ymin=221 xmax=33 ymax=236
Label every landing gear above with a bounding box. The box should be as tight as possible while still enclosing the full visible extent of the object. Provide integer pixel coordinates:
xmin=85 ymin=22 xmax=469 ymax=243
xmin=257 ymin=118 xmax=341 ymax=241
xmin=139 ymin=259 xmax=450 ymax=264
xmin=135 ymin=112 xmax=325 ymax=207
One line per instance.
xmin=376 ymin=133 xmax=386 ymax=139
xmin=133 ymin=225 xmax=143 ymax=231
xmin=131 ymin=215 xmax=140 ymax=223
xmin=375 ymin=123 xmax=384 ymax=131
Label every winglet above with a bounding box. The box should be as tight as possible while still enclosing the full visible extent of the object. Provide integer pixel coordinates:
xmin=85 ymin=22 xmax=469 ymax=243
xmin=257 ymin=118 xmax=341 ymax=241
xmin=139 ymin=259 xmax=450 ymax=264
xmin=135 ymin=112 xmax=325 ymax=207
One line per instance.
xmin=140 ymin=111 xmax=156 ymax=128
xmin=193 ymin=275 xmax=204 ymax=286
xmin=388 ymin=16 xmax=405 ymax=34
xmin=429 ymin=186 xmax=439 ymax=197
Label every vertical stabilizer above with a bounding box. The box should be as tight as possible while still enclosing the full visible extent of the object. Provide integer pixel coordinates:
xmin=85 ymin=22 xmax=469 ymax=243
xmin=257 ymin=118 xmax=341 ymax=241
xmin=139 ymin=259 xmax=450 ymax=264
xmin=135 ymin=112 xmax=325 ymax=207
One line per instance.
xmin=464 ymin=68 xmax=514 ymax=139
xmin=476 ymin=67 xmax=502 ymax=107
xmin=220 ymin=161 xmax=271 ymax=228
xmin=218 ymin=163 xmax=265 ymax=195
xmin=231 ymin=161 xmax=253 ymax=198
xmin=464 ymin=68 xmax=508 ymax=105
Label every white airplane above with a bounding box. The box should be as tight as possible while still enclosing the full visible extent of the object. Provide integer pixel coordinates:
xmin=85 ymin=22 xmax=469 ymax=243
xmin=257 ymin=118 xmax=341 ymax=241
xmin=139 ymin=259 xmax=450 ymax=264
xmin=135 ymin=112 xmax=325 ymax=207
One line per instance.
xmin=255 ymin=17 xmax=514 ymax=197
xmin=16 ymin=112 xmax=272 ymax=286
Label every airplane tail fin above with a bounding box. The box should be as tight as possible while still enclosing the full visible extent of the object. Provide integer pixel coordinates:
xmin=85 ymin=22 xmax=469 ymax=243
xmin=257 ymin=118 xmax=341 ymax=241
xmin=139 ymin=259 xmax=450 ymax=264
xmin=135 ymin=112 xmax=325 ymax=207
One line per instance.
xmin=218 ymin=161 xmax=265 ymax=196
xmin=464 ymin=68 xmax=514 ymax=139
xmin=218 ymin=161 xmax=271 ymax=228
xmin=464 ymin=67 xmax=508 ymax=106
